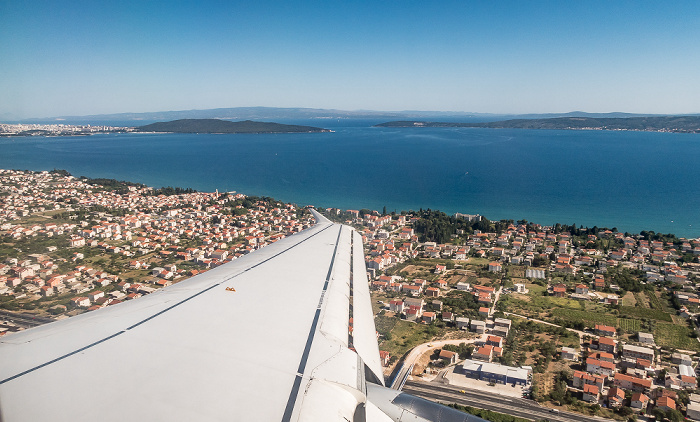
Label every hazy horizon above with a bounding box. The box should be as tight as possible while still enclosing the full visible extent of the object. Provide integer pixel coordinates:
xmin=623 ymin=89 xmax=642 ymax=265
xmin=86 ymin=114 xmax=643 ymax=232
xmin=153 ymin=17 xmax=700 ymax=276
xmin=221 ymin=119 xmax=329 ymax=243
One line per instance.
xmin=2 ymin=1 xmax=699 ymax=120
xmin=4 ymin=106 xmax=698 ymax=125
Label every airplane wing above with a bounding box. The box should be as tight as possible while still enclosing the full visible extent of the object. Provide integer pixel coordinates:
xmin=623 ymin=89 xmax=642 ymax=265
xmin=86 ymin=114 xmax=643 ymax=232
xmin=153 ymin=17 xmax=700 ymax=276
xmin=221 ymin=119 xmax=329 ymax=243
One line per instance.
xmin=0 ymin=211 xmax=486 ymax=421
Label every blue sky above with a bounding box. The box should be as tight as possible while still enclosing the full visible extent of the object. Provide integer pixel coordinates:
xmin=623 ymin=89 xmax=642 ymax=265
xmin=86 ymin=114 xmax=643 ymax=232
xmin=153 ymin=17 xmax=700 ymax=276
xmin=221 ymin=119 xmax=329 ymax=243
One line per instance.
xmin=2 ymin=0 xmax=699 ymax=119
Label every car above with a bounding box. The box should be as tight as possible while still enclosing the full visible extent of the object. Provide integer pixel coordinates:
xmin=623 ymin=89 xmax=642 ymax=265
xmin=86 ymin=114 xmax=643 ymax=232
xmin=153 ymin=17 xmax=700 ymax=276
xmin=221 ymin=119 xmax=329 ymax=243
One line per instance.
xmin=459 ymin=390 xmax=466 ymax=394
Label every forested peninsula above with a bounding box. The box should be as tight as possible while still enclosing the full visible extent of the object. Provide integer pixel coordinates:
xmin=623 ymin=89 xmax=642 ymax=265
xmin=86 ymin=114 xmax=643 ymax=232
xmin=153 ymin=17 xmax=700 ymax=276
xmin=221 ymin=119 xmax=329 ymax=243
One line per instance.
xmin=136 ymin=119 xmax=330 ymax=134
xmin=376 ymin=115 xmax=700 ymax=133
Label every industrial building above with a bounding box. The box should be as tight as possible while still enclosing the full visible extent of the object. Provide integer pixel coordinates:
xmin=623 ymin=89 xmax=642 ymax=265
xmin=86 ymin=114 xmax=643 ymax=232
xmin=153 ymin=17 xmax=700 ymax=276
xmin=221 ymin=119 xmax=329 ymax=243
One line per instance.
xmin=458 ymin=359 xmax=530 ymax=385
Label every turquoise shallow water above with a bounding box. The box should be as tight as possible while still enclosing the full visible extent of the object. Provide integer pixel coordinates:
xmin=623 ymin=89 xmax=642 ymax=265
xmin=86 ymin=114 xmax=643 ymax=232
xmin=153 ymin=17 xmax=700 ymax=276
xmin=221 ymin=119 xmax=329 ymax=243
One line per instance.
xmin=0 ymin=125 xmax=699 ymax=237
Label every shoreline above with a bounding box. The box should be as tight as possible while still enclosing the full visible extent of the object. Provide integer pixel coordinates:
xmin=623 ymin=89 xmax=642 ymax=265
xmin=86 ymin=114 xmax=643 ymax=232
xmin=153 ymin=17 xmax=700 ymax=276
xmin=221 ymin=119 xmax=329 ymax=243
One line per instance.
xmin=4 ymin=167 xmax=698 ymax=241
xmin=1 ymin=128 xmax=697 ymax=239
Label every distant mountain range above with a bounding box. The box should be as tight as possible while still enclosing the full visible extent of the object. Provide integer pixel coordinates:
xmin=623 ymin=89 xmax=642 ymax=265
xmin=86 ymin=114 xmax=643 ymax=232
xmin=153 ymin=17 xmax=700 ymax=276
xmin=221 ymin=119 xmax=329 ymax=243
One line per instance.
xmin=376 ymin=116 xmax=700 ymax=133
xmin=135 ymin=119 xmax=329 ymax=134
xmin=14 ymin=107 xmax=691 ymax=124
xmin=21 ymin=107 xmax=412 ymax=123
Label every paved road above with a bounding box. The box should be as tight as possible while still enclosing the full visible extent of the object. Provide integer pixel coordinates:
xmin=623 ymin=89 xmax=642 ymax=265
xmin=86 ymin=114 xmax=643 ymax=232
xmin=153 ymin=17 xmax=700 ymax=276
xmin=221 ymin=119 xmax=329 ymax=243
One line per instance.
xmin=0 ymin=310 xmax=54 ymax=328
xmin=404 ymin=380 xmax=611 ymax=422
xmin=490 ymin=286 xmax=503 ymax=315
xmin=390 ymin=336 xmax=485 ymax=389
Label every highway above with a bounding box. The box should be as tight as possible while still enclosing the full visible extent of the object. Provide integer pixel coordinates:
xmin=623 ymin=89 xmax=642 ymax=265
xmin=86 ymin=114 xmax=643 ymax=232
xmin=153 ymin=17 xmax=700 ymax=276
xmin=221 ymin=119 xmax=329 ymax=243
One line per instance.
xmin=0 ymin=310 xmax=54 ymax=328
xmin=403 ymin=380 xmax=610 ymax=422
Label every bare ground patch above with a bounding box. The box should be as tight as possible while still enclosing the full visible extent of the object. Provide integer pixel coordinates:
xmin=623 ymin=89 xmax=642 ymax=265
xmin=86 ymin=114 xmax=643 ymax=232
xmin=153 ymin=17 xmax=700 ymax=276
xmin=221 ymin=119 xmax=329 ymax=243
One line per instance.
xmin=446 ymin=274 xmax=468 ymax=285
xmin=622 ymin=291 xmax=637 ymax=307
xmin=509 ymin=267 xmax=525 ymax=277
xmin=412 ymin=350 xmax=434 ymax=376
xmin=511 ymin=292 xmax=531 ymax=302
xmin=633 ymin=291 xmax=649 ymax=308
xmin=438 ymin=330 xmax=480 ymax=341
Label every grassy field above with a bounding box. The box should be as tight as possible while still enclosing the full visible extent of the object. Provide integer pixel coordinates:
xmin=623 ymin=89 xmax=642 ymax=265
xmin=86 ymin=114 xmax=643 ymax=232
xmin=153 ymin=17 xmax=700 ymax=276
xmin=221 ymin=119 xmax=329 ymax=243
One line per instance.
xmin=622 ymin=292 xmax=637 ymax=307
xmin=634 ymin=291 xmax=650 ymax=308
xmin=551 ymin=308 xmax=642 ymax=332
xmin=376 ymin=316 xmax=444 ymax=358
xmin=526 ymin=283 xmax=547 ymax=295
xmin=508 ymin=266 xmax=525 ymax=278
xmin=467 ymin=257 xmax=490 ymax=266
xmin=645 ymin=290 xmax=667 ymax=311
xmin=619 ymin=306 xmax=672 ymax=322
xmin=654 ymin=321 xmax=700 ymax=351
xmin=552 ymin=308 xmax=617 ymax=326
xmin=617 ymin=318 xmax=642 ymax=332
xmin=371 ymin=292 xmax=388 ymax=315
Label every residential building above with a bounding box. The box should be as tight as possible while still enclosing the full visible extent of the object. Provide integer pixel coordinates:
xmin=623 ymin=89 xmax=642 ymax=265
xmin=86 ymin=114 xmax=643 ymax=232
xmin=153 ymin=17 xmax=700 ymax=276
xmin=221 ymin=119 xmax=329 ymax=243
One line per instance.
xmin=622 ymin=344 xmax=655 ymax=362
xmin=379 ymin=351 xmax=391 ymax=366
xmin=596 ymin=336 xmax=617 ymax=354
xmin=513 ymin=283 xmax=529 ymax=293
xmin=595 ymin=324 xmax=616 ymax=337
xmin=422 ymin=311 xmax=436 ymax=324
xmin=672 ymin=352 xmax=692 ymax=366
xmin=582 ymin=384 xmax=599 ymax=403
xmin=473 ymin=345 xmax=494 ymax=362
xmin=614 ymin=373 xmax=653 ymax=393
xmin=586 ymin=358 xmax=615 ymax=376
xmin=439 ymin=350 xmax=457 ymax=364
xmin=573 ymin=371 xmax=605 ymax=391
xmin=455 ymin=317 xmax=470 ymax=330
xmin=657 ymin=396 xmax=676 ymax=412
xmin=494 ymin=318 xmax=512 ymax=329
xmin=389 ymin=300 xmax=404 ymax=313
xmin=471 ymin=320 xmax=486 ymax=334
xmin=638 ymin=332 xmax=655 ymax=345
xmin=561 ymin=347 xmax=578 ymax=361
xmin=486 ymin=336 xmax=503 ymax=348
xmin=607 ymin=387 xmax=625 ymax=408
xmin=630 ymin=392 xmax=649 ymax=411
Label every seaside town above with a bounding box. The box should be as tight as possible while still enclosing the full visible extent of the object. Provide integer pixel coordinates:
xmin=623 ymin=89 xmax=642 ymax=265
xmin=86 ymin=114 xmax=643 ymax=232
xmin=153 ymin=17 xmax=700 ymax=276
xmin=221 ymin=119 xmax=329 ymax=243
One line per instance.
xmin=321 ymin=208 xmax=700 ymax=421
xmin=0 ymin=169 xmax=312 ymax=322
xmin=3 ymin=169 xmax=700 ymax=421
xmin=0 ymin=123 xmax=132 ymax=137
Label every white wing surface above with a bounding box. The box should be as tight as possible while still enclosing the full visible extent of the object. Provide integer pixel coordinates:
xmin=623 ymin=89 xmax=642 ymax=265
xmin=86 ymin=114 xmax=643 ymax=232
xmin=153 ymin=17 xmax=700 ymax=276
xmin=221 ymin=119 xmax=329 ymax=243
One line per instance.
xmin=0 ymin=211 xmax=486 ymax=422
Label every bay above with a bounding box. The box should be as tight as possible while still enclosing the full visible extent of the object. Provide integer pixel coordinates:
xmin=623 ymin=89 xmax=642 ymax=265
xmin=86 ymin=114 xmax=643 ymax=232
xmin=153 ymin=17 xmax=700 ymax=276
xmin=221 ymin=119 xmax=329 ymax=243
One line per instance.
xmin=0 ymin=125 xmax=698 ymax=238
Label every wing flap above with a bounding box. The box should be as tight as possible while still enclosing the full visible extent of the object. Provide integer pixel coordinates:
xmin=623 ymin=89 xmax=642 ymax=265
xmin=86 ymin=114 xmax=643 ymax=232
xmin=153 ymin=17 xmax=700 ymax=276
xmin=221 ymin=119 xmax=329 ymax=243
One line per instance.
xmin=351 ymin=230 xmax=385 ymax=385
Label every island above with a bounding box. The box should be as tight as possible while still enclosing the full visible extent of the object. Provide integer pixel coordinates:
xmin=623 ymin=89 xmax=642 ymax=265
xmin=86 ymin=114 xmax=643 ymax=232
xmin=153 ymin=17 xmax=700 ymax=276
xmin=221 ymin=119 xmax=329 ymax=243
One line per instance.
xmin=376 ymin=115 xmax=700 ymax=133
xmin=135 ymin=119 xmax=330 ymax=134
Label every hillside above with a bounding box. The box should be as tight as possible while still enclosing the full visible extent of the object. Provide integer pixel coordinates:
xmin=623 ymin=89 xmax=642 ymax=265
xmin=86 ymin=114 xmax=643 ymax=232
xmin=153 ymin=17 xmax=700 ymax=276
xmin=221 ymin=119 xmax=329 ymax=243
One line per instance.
xmin=135 ymin=119 xmax=329 ymax=133
xmin=376 ymin=115 xmax=700 ymax=133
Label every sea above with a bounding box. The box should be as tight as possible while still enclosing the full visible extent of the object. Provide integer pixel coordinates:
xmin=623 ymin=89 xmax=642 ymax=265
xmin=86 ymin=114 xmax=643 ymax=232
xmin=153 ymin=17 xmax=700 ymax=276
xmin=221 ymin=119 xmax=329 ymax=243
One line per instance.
xmin=1 ymin=119 xmax=699 ymax=238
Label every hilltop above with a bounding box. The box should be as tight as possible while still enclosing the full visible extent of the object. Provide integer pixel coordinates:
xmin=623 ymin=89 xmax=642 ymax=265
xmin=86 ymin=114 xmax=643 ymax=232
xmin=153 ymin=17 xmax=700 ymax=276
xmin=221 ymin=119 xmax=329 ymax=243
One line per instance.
xmin=376 ymin=115 xmax=700 ymax=133
xmin=135 ymin=119 xmax=330 ymax=134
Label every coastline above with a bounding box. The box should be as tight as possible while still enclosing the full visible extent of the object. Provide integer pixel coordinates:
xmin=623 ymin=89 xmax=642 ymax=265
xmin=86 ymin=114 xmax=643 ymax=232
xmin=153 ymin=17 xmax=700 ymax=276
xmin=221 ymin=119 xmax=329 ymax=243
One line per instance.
xmin=0 ymin=128 xmax=698 ymax=238
xmin=2 ymin=167 xmax=697 ymax=241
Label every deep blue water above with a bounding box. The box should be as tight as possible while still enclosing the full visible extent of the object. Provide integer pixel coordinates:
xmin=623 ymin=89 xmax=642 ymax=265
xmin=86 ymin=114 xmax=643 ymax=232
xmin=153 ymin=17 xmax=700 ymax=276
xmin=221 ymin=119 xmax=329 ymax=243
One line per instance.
xmin=1 ymin=125 xmax=699 ymax=238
